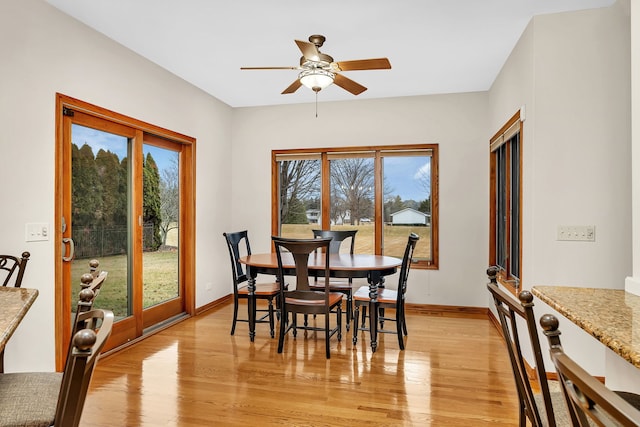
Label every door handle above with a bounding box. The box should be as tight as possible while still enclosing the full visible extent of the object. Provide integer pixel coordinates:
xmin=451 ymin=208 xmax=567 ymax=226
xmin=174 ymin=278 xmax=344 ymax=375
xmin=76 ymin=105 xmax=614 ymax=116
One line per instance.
xmin=62 ymin=237 xmax=75 ymax=262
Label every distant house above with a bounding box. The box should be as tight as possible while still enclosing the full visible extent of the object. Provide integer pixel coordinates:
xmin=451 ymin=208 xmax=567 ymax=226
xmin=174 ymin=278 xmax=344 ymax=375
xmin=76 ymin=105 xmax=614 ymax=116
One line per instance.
xmin=390 ymin=208 xmax=430 ymax=226
xmin=306 ymin=209 xmax=320 ymax=224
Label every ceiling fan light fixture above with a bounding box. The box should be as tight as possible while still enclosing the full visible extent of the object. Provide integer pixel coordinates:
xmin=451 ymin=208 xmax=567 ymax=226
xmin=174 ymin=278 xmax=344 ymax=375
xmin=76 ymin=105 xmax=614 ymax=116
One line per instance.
xmin=299 ymin=68 xmax=335 ymax=92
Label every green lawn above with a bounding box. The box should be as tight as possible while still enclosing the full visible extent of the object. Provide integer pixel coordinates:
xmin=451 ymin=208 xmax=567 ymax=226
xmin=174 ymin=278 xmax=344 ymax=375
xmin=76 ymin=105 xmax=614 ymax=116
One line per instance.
xmin=71 ymin=250 xmax=178 ymax=317
xmin=281 ymin=224 xmax=431 ymax=259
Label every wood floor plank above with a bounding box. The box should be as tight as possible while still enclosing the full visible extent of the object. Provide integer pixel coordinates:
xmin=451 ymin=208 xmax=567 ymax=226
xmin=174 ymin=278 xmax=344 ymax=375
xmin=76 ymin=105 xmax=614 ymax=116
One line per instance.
xmin=79 ymin=303 xmax=520 ymax=426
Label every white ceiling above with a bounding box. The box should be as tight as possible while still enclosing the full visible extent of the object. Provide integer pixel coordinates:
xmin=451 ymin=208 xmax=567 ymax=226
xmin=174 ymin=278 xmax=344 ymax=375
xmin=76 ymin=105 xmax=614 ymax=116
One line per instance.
xmin=45 ymin=0 xmax=614 ymax=108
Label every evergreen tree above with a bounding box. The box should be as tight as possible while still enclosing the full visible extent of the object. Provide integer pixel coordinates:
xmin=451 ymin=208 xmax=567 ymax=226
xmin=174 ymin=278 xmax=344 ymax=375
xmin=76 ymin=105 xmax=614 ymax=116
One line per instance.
xmin=283 ymin=196 xmax=309 ymax=224
xmin=72 ymin=143 xmax=103 ymax=227
xmin=95 ymin=149 xmax=122 ymax=227
xmin=419 ymin=197 xmax=431 ymax=215
xmin=143 ymin=153 xmax=162 ymax=251
xmin=114 ymin=157 xmax=129 ymax=228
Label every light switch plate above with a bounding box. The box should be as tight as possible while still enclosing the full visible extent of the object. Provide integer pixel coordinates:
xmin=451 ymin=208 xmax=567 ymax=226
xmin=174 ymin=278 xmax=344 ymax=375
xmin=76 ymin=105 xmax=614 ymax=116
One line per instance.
xmin=25 ymin=223 xmax=49 ymax=242
xmin=557 ymin=225 xmax=595 ymax=242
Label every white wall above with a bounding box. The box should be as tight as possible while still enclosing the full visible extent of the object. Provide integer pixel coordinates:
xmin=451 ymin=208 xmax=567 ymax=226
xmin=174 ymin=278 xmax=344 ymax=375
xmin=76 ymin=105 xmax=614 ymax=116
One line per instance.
xmin=0 ymin=0 xmax=234 ymax=371
xmin=231 ymin=93 xmax=490 ymax=308
xmin=489 ymin=1 xmax=631 ymax=376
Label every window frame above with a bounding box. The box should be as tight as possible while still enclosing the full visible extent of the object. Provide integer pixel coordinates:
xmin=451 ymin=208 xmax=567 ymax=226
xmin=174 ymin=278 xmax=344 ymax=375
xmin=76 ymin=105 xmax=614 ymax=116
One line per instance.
xmin=489 ymin=110 xmax=523 ymax=291
xmin=271 ymin=144 xmax=439 ymax=270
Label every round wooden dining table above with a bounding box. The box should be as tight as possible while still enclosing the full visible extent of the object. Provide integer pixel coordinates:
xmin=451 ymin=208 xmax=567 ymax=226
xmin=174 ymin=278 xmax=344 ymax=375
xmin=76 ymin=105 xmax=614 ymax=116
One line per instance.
xmin=239 ymin=252 xmax=402 ymax=352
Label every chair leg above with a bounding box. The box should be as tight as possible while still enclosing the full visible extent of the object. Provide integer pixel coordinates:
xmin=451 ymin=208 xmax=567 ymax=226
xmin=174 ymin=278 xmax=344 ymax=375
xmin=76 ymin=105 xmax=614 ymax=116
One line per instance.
xmin=337 ymin=304 xmax=342 ymax=342
xmin=345 ymin=293 xmax=352 ymax=332
xmin=352 ymin=305 xmax=360 ymax=345
xmin=361 ymin=306 xmax=367 ymax=328
xmin=268 ymin=297 xmax=275 ymax=339
xmin=230 ymin=296 xmax=239 ymax=335
xmin=325 ymin=313 xmax=331 ymax=359
xmin=292 ymin=314 xmax=298 ymax=338
xmin=396 ymin=309 xmax=405 ymax=350
xmin=401 ymin=307 xmax=408 ymax=336
xmin=277 ymin=311 xmax=286 ymax=354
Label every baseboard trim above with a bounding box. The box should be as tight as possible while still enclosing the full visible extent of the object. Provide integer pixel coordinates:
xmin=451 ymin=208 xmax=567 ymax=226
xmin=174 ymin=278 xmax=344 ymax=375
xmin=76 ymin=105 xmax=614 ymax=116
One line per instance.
xmin=195 ymin=294 xmax=233 ymax=315
xmin=405 ymin=303 xmax=489 ymax=319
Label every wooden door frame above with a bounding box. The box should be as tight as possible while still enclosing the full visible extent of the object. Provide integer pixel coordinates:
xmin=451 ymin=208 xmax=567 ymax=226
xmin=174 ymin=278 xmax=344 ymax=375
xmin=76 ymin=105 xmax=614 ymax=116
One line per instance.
xmin=54 ymin=93 xmax=196 ymax=371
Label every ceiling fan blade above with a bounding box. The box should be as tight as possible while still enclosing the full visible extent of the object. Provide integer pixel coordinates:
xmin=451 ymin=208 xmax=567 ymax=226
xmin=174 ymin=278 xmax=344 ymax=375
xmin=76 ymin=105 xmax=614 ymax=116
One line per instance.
xmin=240 ymin=66 xmax=299 ymax=70
xmin=295 ymin=39 xmax=320 ymax=61
xmin=282 ymin=79 xmax=302 ymax=94
xmin=334 ymin=73 xmax=367 ymax=95
xmin=334 ymin=58 xmax=392 ymax=71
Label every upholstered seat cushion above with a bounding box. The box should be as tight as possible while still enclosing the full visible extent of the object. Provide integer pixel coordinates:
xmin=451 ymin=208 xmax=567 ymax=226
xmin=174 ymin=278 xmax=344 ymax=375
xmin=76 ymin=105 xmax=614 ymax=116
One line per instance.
xmin=533 ymin=389 xmax=573 ymax=427
xmin=0 ymin=372 xmax=62 ymax=427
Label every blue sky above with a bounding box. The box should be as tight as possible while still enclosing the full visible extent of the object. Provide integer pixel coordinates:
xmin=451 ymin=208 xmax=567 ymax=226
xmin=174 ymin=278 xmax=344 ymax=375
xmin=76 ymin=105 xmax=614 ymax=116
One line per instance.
xmin=73 ymin=124 xmax=430 ymax=201
xmin=383 ymin=156 xmax=430 ymax=201
xmin=72 ymin=124 xmax=176 ymax=172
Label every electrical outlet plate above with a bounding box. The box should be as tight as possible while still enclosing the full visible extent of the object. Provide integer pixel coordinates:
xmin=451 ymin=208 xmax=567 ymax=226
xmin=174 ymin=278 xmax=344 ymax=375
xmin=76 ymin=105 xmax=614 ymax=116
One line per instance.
xmin=557 ymin=225 xmax=595 ymax=242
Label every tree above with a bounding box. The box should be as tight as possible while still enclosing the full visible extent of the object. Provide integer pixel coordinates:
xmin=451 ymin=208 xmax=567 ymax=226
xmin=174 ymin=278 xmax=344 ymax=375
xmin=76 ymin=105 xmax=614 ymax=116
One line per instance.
xmin=331 ymin=158 xmax=374 ymax=224
xmin=143 ymin=153 xmax=162 ymax=251
xmin=72 ymin=143 xmax=103 ymax=227
xmin=279 ymin=160 xmax=320 ymax=223
xmin=114 ymin=157 xmax=129 ymax=227
xmin=415 ymin=160 xmax=431 ymax=214
xmin=419 ymin=197 xmax=431 ymax=215
xmin=159 ymin=156 xmax=179 ymax=246
xmin=284 ymin=196 xmax=309 ymax=224
xmin=384 ymin=195 xmax=406 ymax=222
xmin=95 ymin=149 xmax=122 ymax=227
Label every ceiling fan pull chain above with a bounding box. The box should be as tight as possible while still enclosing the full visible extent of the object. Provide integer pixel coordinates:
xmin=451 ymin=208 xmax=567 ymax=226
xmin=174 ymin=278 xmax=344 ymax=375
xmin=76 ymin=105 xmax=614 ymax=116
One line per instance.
xmin=315 ymin=91 xmax=318 ymax=118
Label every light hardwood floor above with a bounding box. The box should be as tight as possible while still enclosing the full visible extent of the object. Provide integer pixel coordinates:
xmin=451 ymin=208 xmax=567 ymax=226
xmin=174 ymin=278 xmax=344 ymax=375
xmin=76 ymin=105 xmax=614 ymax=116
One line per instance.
xmin=80 ymin=302 xmax=520 ymax=426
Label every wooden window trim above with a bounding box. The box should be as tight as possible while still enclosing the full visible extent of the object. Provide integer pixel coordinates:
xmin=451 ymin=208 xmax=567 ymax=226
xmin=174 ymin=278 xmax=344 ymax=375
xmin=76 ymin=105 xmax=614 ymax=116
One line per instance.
xmin=271 ymin=144 xmax=439 ymax=270
xmin=489 ymin=110 xmax=523 ymax=294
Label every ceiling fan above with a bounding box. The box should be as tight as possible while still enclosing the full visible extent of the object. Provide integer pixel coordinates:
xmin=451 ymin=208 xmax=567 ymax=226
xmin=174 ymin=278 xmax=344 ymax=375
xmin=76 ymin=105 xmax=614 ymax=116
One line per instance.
xmin=241 ymin=35 xmax=392 ymax=95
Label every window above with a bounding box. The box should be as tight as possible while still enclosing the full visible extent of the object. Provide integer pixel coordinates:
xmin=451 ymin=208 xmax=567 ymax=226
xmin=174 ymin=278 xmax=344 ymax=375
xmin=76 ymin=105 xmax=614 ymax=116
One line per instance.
xmin=490 ymin=111 xmax=523 ymax=289
xmin=272 ymin=144 xmax=438 ymax=269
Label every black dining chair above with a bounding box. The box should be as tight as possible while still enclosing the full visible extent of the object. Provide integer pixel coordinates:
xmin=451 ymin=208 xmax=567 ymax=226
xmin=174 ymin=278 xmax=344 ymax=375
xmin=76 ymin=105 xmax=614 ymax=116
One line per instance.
xmin=486 ymin=267 xmax=574 ymax=427
xmin=310 ymin=229 xmax=357 ymax=330
xmin=223 ymin=230 xmax=280 ymax=338
xmin=272 ymin=236 xmax=343 ymax=359
xmin=541 ymin=313 xmax=640 ymax=426
xmin=0 ymin=251 xmax=30 ymax=288
xmin=352 ymin=233 xmax=419 ymax=350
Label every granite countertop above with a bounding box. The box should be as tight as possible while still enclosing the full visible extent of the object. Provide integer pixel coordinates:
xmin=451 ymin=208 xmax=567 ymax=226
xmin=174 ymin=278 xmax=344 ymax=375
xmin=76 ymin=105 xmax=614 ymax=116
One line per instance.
xmin=0 ymin=287 xmax=39 ymax=349
xmin=532 ymin=285 xmax=640 ymax=369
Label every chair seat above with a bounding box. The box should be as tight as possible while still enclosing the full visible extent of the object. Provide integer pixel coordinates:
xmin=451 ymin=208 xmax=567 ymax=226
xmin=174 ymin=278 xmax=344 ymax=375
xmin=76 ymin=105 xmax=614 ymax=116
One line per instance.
xmin=237 ymin=282 xmax=279 ymax=296
xmin=353 ymin=286 xmax=398 ymax=304
xmin=0 ymin=372 xmax=63 ymax=427
xmin=533 ymin=388 xmax=574 ymax=427
xmin=286 ymin=292 xmax=343 ymax=307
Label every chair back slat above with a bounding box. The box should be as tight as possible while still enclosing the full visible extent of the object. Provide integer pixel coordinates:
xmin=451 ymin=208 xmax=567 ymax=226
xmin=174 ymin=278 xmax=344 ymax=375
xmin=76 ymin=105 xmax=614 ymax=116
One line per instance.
xmin=397 ymin=233 xmax=419 ymax=300
xmin=223 ymin=230 xmax=251 ymax=289
xmin=0 ymin=251 xmax=30 ymax=287
xmin=312 ymin=229 xmax=357 ymax=254
xmin=272 ymin=237 xmax=331 ymax=295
